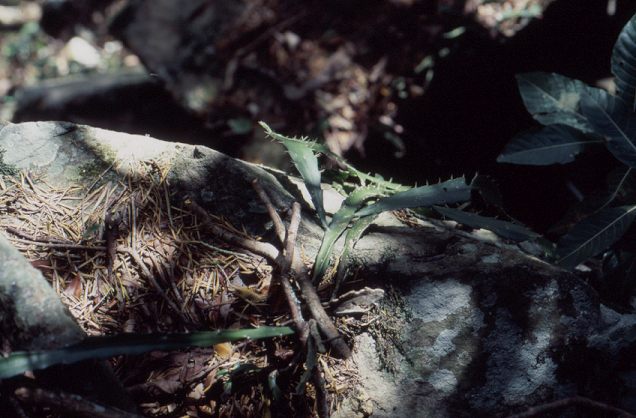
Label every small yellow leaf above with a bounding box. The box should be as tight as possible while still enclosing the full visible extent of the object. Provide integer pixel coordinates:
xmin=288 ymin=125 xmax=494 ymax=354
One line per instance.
xmin=214 ymin=342 xmax=233 ymax=359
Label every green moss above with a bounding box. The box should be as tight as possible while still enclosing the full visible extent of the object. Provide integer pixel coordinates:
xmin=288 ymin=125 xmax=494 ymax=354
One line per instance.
xmin=0 ymin=149 xmax=19 ymax=177
xmin=71 ymin=132 xmax=117 ymax=182
xmin=77 ymin=160 xmax=110 ymax=180
xmin=368 ymin=287 xmax=411 ymax=374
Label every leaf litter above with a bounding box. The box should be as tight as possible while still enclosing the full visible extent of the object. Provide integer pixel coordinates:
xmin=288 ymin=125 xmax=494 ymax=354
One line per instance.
xmin=0 ymin=161 xmax=361 ymax=417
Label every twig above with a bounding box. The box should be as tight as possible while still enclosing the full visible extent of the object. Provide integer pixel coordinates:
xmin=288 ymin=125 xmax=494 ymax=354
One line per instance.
xmin=292 ymin=263 xmax=351 ymax=359
xmin=8 ymin=237 xmax=107 ymax=251
xmin=177 ymin=240 xmax=251 ymax=260
xmin=14 ymin=387 xmax=143 ymax=418
xmin=251 ymin=179 xmax=286 ymax=245
xmin=163 ymin=182 xmax=175 ymax=233
xmin=188 ymin=196 xmax=350 ymax=358
xmin=279 ymin=202 xmax=306 ymax=331
xmin=253 ymin=180 xmax=305 ymax=330
xmin=506 ymin=396 xmax=636 ymax=418
xmin=104 ymin=211 xmax=119 ymax=283
xmin=4 ymin=226 xmax=69 ymax=244
xmin=283 ymin=202 xmax=301 ymax=273
xmin=312 ymin=352 xmax=330 ymax=418
xmin=119 ymin=247 xmax=183 ymax=318
xmin=85 ymin=162 xmax=115 ymax=196
xmin=187 ymin=199 xmax=280 ymax=261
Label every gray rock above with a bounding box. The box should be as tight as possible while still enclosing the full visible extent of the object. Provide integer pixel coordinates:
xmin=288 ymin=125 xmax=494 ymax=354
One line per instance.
xmin=1 ymin=121 xmax=635 ymax=417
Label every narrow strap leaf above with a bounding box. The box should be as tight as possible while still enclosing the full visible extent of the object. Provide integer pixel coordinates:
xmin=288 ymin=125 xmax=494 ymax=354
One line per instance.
xmin=355 ymin=177 xmax=470 ymax=217
xmin=332 ymin=214 xmax=378 ymax=299
xmin=312 ymin=187 xmax=380 ymax=282
xmin=434 ymin=206 xmax=540 ymax=242
xmin=0 ymin=327 xmax=294 ymax=379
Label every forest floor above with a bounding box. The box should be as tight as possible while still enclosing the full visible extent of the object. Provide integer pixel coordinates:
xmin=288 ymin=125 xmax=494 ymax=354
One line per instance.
xmin=0 ymin=1 xmax=589 ymax=417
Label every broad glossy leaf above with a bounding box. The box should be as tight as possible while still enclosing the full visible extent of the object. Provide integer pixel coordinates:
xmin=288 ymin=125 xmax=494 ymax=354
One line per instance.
xmin=612 ymin=13 xmax=636 ymax=108
xmin=0 ymin=327 xmax=294 ymax=379
xmin=557 ymin=205 xmax=636 ymax=269
xmin=580 ymin=92 xmax=636 ymax=168
xmin=516 ymin=72 xmax=607 ymax=133
xmin=356 ymin=177 xmax=470 ymax=217
xmin=549 ymin=168 xmax=636 ymax=236
xmin=497 ymin=125 xmax=601 ymax=165
xmin=434 ymin=206 xmax=540 ymax=242
xmin=313 ymin=187 xmax=380 ymax=282
xmin=606 ymin=167 xmax=636 ymax=204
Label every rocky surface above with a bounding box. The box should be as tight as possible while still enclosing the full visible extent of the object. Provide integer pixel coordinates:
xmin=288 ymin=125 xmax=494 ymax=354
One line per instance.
xmin=1 ymin=121 xmax=636 ymax=416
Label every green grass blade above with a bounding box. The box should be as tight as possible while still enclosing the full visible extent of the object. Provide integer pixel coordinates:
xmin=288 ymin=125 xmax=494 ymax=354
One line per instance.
xmin=557 ymin=205 xmax=636 ymax=270
xmin=497 ymin=124 xmax=602 ymax=165
xmin=355 ymin=177 xmax=470 ymax=217
xmin=0 ymin=327 xmax=294 ymax=379
xmin=313 ymin=187 xmax=380 ymax=282
xmin=434 ymin=206 xmax=540 ymax=242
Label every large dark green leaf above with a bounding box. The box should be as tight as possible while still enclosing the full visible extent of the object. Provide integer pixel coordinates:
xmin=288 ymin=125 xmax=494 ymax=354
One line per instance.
xmin=556 ymin=205 xmax=636 ymax=270
xmin=612 ymin=13 xmax=636 ymax=108
xmin=516 ymin=72 xmax=607 ymax=133
xmin=355 ymin=177 xmax=470 ymax=217
xmin=497 ymin=124 xmax=601 ymax=165
xmin=0 ymin=327 xmax=294 ymax=380
xmin=434 ymin=206 xmax=540 ymax=242
xmin=580 ymin=92 xmax=636 ymax=168
xmin=606 ymin=167 xmax=636 ymax=204
xmin=549 ymin=168 xmax=636 ymax=236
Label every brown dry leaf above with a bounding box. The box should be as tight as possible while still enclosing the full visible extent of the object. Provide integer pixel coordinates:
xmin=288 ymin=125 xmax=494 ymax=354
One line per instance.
xmin=30 ymin=258 xmax=52 ymax=271
xmin=64 ymin=272 xmax=82 ymax=299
